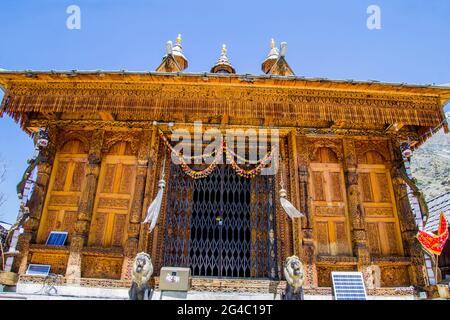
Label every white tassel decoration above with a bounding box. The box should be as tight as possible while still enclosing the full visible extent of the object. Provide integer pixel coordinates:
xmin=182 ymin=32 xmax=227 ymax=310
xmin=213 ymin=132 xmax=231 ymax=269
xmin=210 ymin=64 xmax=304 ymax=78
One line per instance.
xmin=280 ymin=187 xmax=304 ymax=219
xmin=143 ymin=141 xmax=166 ymax=233
xmin=142 ymin=178 xmax=166 ymax=232
xmin=279 ymin=160 xmax=304 ymax=219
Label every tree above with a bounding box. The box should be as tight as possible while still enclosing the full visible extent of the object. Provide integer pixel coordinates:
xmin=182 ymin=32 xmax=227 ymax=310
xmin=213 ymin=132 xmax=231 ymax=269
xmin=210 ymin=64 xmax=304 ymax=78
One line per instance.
xmin=0 ymin=156 xmax=6 ymax=209
xmin=0 ymin=156 xmax=6 ymax=270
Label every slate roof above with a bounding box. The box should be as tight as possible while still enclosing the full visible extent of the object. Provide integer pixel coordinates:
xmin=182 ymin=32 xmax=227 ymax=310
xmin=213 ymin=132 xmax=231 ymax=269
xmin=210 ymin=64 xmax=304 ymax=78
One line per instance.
xmin=424 ymin=192 xmax=450 ymax=232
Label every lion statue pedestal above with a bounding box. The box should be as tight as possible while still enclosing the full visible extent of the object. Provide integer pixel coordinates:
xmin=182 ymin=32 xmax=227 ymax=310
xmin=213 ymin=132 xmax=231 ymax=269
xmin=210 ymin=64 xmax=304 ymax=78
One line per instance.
xmin=281 ymin=255 xmax=305 ymax=300
xmin=129 ymin=252 xmax=154 ymax=300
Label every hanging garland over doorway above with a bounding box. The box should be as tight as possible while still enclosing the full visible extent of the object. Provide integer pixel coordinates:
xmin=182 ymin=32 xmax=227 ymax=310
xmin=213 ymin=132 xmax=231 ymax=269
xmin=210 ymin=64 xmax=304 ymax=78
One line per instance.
xmin=158 ymin=129 xmax=273 ymax=179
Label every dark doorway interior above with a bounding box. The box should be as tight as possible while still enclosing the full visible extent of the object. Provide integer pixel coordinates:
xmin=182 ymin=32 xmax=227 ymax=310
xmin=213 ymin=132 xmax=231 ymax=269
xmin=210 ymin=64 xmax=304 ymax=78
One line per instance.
xmin=163 ymin=162 xmax=277 ymax=280
xmin=189 ymin=165 xmax=251 ymax=278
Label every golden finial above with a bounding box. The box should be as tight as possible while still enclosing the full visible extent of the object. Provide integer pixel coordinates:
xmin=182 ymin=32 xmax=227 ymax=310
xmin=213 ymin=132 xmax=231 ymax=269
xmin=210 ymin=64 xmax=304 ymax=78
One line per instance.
xmin=270 ymin=38 xmax=275 ymax=49
xmin=176 ymin=34 xmax=182 ymax=45
xmin=221 ymin=44 xmax=227 ymax=56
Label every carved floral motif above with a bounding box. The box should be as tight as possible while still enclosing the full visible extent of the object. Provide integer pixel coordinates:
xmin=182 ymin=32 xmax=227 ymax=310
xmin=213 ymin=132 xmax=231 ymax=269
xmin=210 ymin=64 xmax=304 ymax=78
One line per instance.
xmin=308 ymin=138 xmax=343 ymax=162
xmin=56 ymin=130 xmax=91 ymax=153
xmin=355 ymin=139 xmax=391 ymax=163
xmin=102 ymin=131 xmax=142 ymax=155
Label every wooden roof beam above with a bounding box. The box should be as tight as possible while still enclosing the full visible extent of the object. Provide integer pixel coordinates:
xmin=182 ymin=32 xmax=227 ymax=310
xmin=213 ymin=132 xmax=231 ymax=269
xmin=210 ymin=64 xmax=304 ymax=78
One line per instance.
xmin=385 ymin=122 xmax=405 ymax=132
xmin=98 ymin=111 xmax=115 ymax=121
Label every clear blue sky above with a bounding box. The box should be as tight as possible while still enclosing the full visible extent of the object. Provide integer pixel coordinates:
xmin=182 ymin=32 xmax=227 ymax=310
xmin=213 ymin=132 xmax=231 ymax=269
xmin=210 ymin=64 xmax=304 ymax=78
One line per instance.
xmin=0 ymin=0 xmax=449 ymax=223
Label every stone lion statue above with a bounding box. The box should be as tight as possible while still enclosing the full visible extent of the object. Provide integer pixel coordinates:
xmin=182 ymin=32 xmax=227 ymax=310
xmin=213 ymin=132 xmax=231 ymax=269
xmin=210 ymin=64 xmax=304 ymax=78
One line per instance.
xmin=129 ymin=252 xmax=154 ymax=300
xmin=282 ymin=255 xmax=305 ymax=300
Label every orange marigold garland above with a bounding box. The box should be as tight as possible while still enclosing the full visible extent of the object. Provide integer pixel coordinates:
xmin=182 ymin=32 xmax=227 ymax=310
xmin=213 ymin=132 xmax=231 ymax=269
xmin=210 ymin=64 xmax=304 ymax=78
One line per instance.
xmin=179 ymin=144 xmax=223 ymax=179
xmin=224 ymin=143 xmax=272 ymax=179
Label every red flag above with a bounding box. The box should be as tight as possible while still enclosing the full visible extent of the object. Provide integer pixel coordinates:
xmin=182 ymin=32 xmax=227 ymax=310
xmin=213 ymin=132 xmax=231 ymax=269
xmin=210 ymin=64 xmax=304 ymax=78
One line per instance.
xmin=417 ymin=212 xmax=449 ymax=256
xmin=438 ymin=212 xmax=448 ymax=235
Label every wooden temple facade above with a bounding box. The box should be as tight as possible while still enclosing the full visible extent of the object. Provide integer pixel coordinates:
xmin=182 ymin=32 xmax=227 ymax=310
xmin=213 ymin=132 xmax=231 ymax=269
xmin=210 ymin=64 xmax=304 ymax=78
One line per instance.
xmin=1 ymin=40 xmax=449 ymax=296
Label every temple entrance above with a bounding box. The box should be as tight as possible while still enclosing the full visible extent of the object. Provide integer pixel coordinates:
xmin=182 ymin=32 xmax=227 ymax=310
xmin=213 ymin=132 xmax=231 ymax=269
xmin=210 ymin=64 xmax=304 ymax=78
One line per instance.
xmin=190 ymin=165 xmax=251 ymax=278
xmin=163 ymin=163 xmax=278 ymax=279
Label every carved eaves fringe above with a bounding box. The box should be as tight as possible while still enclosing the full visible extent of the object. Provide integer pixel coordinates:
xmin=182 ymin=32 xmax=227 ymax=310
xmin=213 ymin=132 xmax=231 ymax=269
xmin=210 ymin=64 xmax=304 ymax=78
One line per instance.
xmin=1 ymin=87 xmax=443 ymax=130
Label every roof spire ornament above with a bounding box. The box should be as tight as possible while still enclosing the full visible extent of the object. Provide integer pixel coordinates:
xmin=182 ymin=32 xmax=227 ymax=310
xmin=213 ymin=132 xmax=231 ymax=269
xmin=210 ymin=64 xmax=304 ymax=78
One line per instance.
xmin=156 ymin=34 xmax=188 ymax=72
xmin=261 ymin=38 xmax=294 ymax=76
xmin=210 ymin=44 xmax=236 ymax=74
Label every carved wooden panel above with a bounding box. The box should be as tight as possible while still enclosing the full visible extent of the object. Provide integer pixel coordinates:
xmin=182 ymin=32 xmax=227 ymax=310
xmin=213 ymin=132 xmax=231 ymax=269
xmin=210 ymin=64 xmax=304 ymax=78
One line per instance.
xmin=70 ymin=162 xmax=86 ymax=192
xmin=112 ymin=214 xmax=127 ymax=247
xmin=380 ymin=266 xmax=410 ymax=287
xmin=58 ymin=134 xmax=90 ymax=154
xmin=367 ymin=222 xmax=382 ymax=256
xmin=93 ymin=213 xmax=108 ymax=246
xmin=356 ymin=142 xmax=390 ymax=164
xmin=382 ymin=222 xmax=400 ymax=256
xmin=359 ymin=173 xmax=373 ymax=202
xmin=102 ymin=164 xmax=116 ymax=193
xmin=310 ymin=147 xmax=352 ymax=256
xmin=30 ymin=252 xmax=69 ymax=275
xmin=316 ymin=222 xmax=330 ymax=255
xmin=358 ymin=150 xmax=403 ymax=257
xmin=376 ymin=173 xmax=391 ymax=202
xmin=81 ymin=255 xmax=123 ymax=279
xmin=334 ymin=222 xmax=349 ymax=255
xmin=52 ymin=161 xmax=69 ymax=191
xmin=312 ymin=171 xmax=325 ymax=201
xmin=61 ymin=211 xmax=78 ymax=243
xmin=329 ymin=172 xmax=343 ymax=201
xmin=316 ymin=265 xmax=357 ymax=287
xmin=88 ymin=141 xmax=137 ymax=248
xmin=37 ymin=140 xmax=88 ymax=244
xmin=43 ymin=210 xmax=58 ymax=240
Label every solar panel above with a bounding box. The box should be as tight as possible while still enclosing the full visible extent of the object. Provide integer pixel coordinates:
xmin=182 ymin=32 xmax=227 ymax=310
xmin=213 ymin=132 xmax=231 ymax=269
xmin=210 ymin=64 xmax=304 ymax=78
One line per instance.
xmin=331 ymin=271 xmax=367 ymax=300
xmin=45 ymin=231 xmax=68 ymax=246
xmin=26 ymin=264 xmax=51 ymax=276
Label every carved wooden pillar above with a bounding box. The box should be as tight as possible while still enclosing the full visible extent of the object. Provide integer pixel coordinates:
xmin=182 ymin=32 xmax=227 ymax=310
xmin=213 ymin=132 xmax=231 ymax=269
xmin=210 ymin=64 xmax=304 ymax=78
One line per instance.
xmin=276 ymin=136 xmax=293 ymax=277
xmin=140 ymin=130 xmax=167 ymax=276
xmin=65 ymin=130 xmax=103 ymax=284
xmin=138 ymin=128 xmax=160 ymax=253
xmin=15 ymin=126 xmax=57 ymax=273
xmin=287 ymin=131 xmax=302 ymax=257
xmin=151 ymin=147 xmax=170 ymax=276
xmin=121 ymin=130 xmax=152 ymax=281
xmin=390 ymin=140 xmax=426 ymax=287
xmin=297 ymin=134 xmax=317 ymax=288
xmin=342 ymin=138 xmax=372 ymax=287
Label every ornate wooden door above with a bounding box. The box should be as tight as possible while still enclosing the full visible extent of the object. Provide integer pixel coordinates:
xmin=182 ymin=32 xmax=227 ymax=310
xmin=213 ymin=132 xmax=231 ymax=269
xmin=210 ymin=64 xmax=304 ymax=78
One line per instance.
xmin=357 ymin=151 xmax=403 ymax=256
xmin=88 ymin=142 xmax=137 ymax=247
xmin=37 ymin=140 xmax=87 ymax=244
xmin=310 ymin=147 xmax=352 ymax=256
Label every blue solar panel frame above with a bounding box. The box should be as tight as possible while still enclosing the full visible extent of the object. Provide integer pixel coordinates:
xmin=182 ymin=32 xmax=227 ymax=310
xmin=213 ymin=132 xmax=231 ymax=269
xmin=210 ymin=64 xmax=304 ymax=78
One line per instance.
xmin=26 ymin=264 xmax=51 ymax=276
xmin=331 ymin=271 xmax=367 ymax=300
xmin=45 ymin=231 xmax=68 ymax=246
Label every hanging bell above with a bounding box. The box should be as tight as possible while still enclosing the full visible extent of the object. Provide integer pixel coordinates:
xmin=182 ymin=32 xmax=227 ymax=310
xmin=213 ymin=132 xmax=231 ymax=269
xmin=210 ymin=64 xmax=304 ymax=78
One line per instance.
xmin=400 ymin=142 xmax=412 ymax=158
xmin=37 ymin=128 xmax=49 ymax=148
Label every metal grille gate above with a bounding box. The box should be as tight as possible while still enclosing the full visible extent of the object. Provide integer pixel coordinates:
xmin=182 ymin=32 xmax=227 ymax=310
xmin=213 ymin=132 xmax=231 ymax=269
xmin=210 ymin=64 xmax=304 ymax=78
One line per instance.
xmin=163 ymin=163 xmax=278 ymax=279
